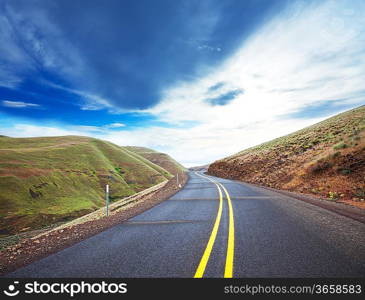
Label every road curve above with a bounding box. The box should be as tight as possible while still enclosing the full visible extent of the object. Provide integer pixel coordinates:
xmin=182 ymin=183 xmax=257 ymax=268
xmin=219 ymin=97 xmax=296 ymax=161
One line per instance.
xmin=7 ymin=172 xmax=365 ymax=277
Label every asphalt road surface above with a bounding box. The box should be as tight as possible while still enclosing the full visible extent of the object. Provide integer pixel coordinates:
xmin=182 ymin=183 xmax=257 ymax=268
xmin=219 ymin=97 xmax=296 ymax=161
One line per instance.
xmin=7 ymin=172 xmax=365 ymax=277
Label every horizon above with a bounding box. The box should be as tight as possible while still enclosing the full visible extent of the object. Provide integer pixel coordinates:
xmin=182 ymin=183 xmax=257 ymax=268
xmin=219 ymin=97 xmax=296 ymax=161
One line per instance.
xmin=0 ymin=103 xmax=364 ymax=168
xmin=1 ymin=0 xmax=365 ymax=167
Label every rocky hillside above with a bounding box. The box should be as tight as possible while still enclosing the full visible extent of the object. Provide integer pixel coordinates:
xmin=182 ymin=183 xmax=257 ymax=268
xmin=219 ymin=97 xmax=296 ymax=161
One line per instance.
xmin=208 ymin=106 xmax=365 ymax=208
xmin=0 ymin=136 xmax=174 ymax=235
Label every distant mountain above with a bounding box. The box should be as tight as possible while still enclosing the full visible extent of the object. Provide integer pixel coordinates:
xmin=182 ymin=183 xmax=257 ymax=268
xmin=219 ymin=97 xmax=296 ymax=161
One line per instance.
xmin=0 ymin=136 xmax=175 ymax=235
xmin=208 ymin=105 xmax=365 ymax=208
xmin=125 ymin=146 xmax=186 ymax=175
xmin=189 ymin=164 xmax=210 ymax=172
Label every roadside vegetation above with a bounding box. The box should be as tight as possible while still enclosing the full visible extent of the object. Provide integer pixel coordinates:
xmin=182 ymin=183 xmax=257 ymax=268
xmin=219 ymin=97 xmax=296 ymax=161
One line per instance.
xmin=0 ymin=136 xmax=181 ymax=236
xmin=208 ymin=105 xmax=365 ymax=209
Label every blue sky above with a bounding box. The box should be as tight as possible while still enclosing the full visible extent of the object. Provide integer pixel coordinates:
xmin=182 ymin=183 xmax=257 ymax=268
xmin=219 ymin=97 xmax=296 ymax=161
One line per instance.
xmin=0 ymin=0 xmax=364 ymax=166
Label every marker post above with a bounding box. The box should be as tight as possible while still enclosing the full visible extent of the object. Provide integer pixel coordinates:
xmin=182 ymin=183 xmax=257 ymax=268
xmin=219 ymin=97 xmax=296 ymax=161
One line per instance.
xmin=177 ymin=173 xmax=181 ymax=188
xmin=106 ymin=184 xmax=109 ymax=216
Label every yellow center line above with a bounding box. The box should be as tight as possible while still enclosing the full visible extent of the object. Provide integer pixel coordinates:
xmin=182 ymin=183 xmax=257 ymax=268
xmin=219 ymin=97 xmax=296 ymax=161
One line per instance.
xmin=218 ymin=183 xmax=235 ymax=278
xmin=193 ymin=172 xmax=235 ymax=278
xmin=194 ymin=172 xmax=223 ymax=278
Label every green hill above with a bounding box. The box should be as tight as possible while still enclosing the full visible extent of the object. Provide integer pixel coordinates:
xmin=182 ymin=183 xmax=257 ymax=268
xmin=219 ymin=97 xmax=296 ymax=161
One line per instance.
xmin=125 ymin=146 xmax=186 ymax=175
xmin=208 ymin=105 xmax=365 ymax=208
xmin=0 ymin=136 xmax=172 ymax=235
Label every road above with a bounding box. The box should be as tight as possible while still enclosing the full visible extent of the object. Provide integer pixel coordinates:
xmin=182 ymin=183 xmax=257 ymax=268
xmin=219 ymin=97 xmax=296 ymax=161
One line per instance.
xmin=7 ymin=172 xmax=365 ymax=277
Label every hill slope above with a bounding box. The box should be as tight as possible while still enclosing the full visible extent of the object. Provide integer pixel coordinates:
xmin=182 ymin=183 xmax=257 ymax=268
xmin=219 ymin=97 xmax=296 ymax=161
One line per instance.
xmin=0 ymin=136 xmax=172 ymax=235
xmin=125 ymin=146 xmax=186 ymax=175
xmin=189 ymin=164 xmax=210 ymax=172
xmin=208 ymin=106 xmax=365 ymax=208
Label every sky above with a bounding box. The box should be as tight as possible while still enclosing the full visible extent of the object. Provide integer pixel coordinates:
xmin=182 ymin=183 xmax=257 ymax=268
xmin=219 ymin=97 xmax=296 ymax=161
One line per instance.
xmin=0 ymin=0 xmax=364 ymax=167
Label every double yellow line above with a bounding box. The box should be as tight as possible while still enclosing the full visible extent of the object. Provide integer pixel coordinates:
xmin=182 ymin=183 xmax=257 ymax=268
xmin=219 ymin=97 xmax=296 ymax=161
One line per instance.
xmin=194 ymin=172 xmax=235 ymax=278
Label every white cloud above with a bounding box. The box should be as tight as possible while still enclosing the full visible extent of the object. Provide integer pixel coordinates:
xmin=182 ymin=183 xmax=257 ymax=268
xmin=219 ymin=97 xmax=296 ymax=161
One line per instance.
xmin=135 ymin=0 xmax=365 ymax=165
xmin=149 ymin=0 xmax=365 ymax=123
xmin=70 ymin=123 xmax=126 ymax=133
xmin=0 ymin=124 xmax=84 ymax=138
xmin=0 ymin=3 xmax=90 ymax=95
xmin=99 ymin=117 xmax=325 ymax=167
xmin=1 ymin=0 xmax=364 ymax=167
xmin=1 ymin=100 xmax=40 ymax=108
xmin=106 ymin=123 xmax=126 ymax=128
xmin=0 ymin=117 xmax=325 ymax=167
xmin=42 ymin=81 xmax=114 ymax=112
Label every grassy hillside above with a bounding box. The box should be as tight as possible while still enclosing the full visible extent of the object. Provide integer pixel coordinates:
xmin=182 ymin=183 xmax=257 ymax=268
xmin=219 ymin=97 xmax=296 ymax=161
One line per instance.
xmin=125 ymin=146 xmax=186 ymax=175
xmin=208 ymin=105 xmax=365 ymax=208
xmin=0 ymin=136 xmax=172 ymax=235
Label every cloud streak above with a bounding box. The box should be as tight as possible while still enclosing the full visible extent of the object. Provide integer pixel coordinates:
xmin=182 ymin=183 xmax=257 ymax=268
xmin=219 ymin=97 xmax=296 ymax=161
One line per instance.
xmin=106 ymin=123 xmax=126 ymax=128
xmin=2 ymin=100 xmax=40 ymax=108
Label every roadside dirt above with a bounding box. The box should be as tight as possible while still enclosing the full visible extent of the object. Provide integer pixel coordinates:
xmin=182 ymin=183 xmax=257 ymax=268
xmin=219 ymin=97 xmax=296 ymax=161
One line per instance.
xmin=209 ymin=134 xmax=365 ymax=209
xmin=0 ymin=172 xmax=188 ymax=276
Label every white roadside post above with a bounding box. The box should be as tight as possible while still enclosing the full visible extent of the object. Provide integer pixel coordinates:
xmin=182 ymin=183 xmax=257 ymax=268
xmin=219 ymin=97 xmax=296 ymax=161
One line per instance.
xmin=177 ymin=173 xmax=181 ymax=188
xmin=106 ymin=184 xmax=109 ymax=216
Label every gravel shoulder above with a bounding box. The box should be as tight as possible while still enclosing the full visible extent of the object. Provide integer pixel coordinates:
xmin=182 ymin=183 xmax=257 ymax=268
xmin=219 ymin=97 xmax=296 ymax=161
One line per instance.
xmin=234 ymin=179 xmax=365 ymax=224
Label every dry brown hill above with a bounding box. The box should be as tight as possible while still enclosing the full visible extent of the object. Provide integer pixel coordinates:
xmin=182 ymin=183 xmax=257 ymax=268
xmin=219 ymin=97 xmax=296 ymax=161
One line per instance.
xmin=208 ymin=106 xmax=365 ymax=209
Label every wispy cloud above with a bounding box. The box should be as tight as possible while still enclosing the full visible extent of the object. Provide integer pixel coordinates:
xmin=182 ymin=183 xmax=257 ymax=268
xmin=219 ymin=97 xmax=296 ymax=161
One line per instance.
xmin=70 ymin=123 xmax=127 ymax=133
xmin=197 ymin=44 xmax=222 ymax=52
xmin=2 ymin=100 xmax=40 ymax=108
xmin=106 ymin=123 xmax=126 ymax=128
xmin=0 ymin=4 xmax=86 ymax=88
xmin=140 ymin=0 xmax=365 ymax=164
xmin=44 ymin=81 xmax=114 ymax=112
xmin=0 ymin=124 xmax=85 ymax=138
